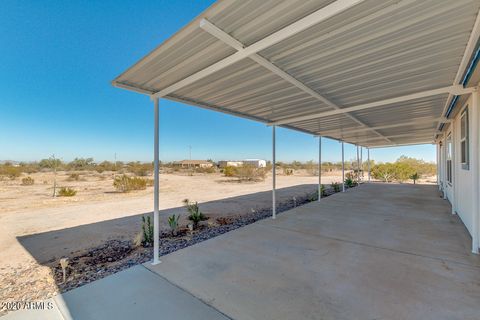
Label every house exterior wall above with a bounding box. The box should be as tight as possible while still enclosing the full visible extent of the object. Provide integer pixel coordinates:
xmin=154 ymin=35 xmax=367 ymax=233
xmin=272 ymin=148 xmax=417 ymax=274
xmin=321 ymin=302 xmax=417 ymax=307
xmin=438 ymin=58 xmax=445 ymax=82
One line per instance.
xmin=438 ymin=92 xmax=479 ymax=252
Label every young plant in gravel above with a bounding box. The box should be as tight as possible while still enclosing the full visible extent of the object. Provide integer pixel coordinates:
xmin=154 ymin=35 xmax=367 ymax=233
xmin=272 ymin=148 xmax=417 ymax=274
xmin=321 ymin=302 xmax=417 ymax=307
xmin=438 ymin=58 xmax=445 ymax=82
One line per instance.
xmin=141 ymin=215 xmax=154 ymax=247
xmin=321 ymin=184 xmax=327 ymax=197
xmin=168 ymin=214 xmax=180 ymax=236
xmin=331 ymin=182 xmax=341 ymax=192
xmin=410 ymin=172 xmax=419 ymax=184
xmin=59 ymin=258 xmax=69 ymax=283
xmin=183 ymin=199 xmax=208 ymax=230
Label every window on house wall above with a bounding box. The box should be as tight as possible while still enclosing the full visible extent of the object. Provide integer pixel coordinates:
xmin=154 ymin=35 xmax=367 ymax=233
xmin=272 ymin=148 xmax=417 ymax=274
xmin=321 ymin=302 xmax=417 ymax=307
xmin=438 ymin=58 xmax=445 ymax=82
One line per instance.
xmin=446 ymin=133 xmax=452 ymax=184
xmin=460 ymin=107 xmax=469 ymax=169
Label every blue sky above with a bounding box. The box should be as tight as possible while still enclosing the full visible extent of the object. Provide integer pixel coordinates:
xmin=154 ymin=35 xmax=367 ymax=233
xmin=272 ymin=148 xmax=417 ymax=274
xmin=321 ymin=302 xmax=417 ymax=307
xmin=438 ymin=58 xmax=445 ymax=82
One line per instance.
xmin=0 ymin=0 xmax=435 ymax=163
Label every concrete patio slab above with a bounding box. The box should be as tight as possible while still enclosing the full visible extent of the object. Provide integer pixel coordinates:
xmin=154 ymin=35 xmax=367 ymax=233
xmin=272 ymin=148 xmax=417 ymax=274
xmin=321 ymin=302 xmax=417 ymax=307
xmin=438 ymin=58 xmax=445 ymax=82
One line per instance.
xmin=147 ymin=183 xmax=480 ymax=320
xmin=2 ymin=265 xmax=230 ymax=320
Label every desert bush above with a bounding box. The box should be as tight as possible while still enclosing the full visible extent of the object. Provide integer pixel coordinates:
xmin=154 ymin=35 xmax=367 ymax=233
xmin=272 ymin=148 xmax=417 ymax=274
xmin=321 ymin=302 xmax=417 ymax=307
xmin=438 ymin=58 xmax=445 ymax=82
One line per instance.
xmin=113 ymin=175 xmax=147 ymax=192
xmin=183 ymin=199 xmax=207 ymax=229
xmin=66 ymin=173 xmax=81 ymax=181
xmin=194 ymin=166 xmax=216 ymax=174
xmin=58 ymin=187 xmax=77 ymax=197
xmin=0 ymin=164 xmax=21 ymax=179
xmin=96 ymin=161 xmax=120 ymax=173
xmin=283 ymin=167 xmax=294 ymax=176
xmin=371 ymin=163 xmax=397 ymax=182
xmin=305 ymin=160 xmax=319 ymax=176
xmin=223 ymin=166 xmax=236 ymax=177
xmin=168 ymin=214 xmax=180 ymax=236
xmin=21 ymin=176 xmax=35 ymax=185
xmin=18 ymin=162 xmax=39 ymax=174
xmin=331 ymin=182 xmax=341 ymax=192
xmin=235 ymin=165 xmax=267 ymax=182
xmin=67 ymin=158 xmax=94 ymax=171
xmin=39 ymin=158 xmax=63 ymax=170
xmin=141 ymin=215 xmax=154 ymax=247
xmin=126 ymin=162 xmax=153 ymax=177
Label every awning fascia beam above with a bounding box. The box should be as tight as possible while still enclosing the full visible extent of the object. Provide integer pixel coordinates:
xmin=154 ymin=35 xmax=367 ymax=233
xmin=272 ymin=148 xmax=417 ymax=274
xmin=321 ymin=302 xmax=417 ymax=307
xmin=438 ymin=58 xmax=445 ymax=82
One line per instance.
xmin=318 ymin=117 xmax=447 ymax=136
xmin=151 ymin=0 xmax=365 ymax=99
xmin=271 ymin=85 xmax=476 ymax=126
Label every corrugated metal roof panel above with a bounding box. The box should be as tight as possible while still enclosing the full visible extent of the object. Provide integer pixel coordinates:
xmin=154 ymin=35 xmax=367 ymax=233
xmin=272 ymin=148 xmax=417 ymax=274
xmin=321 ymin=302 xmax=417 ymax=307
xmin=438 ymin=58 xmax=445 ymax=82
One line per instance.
xmin=113 ymin=0 xmax=480 ymax=147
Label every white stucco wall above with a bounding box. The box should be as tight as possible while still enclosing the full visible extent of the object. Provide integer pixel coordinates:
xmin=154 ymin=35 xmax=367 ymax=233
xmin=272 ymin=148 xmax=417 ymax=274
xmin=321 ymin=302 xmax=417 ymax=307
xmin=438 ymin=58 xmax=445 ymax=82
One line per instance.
xmin=439 ymin=95 xmax=474 ymax=235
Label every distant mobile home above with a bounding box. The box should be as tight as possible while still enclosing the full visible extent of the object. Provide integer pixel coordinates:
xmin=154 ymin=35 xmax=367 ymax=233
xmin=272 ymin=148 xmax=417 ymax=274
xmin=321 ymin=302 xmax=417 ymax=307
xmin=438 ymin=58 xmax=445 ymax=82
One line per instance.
xmin=218 ymin=159 xmax=266 ymax=168
xmin=243 ymin=159 xmax=267 ymax=168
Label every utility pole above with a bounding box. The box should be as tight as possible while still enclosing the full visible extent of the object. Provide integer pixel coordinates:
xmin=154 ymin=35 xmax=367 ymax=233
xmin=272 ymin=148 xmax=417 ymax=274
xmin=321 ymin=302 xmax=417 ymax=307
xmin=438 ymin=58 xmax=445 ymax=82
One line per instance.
xmin=52 ymin=154 xmax=57 ymax=197
xmin=188 ymin=145 xmax=192 ymax=171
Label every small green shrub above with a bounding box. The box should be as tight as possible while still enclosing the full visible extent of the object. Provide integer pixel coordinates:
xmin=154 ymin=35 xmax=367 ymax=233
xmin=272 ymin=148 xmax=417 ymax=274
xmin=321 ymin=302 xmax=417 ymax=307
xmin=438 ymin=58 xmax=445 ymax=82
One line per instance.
xmin=344 ymin=177 xmax=357 ymax=188
xmin=320 ymin=184 xmax=327 ymax=197
xmin=308 ymin=190 xmax=319 ymax=202
xmin=141 ymin=215 xmax=154 ymax=247
xmin=168 ymin=214 xmax=180 ymax=236
xmin=113 ymin=175 xmax=147 ymax=192
xmin=21 ymin=176 xmax=35 ymax=186
xmin=183 ymin=199 xmax=207 ymax=229
xmin=58 ymin=187 xmax=77 ymax=197
xmin=331 ymin=182 xmax=341 ymax=193
xmin=410 ymin=172 xmax=419 ymax=184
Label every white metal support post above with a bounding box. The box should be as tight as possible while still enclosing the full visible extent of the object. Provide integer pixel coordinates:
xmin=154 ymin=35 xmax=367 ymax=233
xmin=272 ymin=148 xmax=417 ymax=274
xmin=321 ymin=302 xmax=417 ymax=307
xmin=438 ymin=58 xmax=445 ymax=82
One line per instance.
xmin=272 ymin=125 xmax=276 ymax=219
xmin=342 ymin=141 xmax=345 ymax=192
xmin=318 ymin=136 xmax=322 ymax=202
xmin=367 ymin=148 xmax=371 ymax=182
xmin=360 ymin=146 xmax=363 ymax=181
xmin=436 ymin=143 xmax=440 ymax=189
xmin=443 ymin=132 xmax=447 ymax=200
xmin=471 ymin=91 xmax=479 ymax=254
xmin=152 ymin=97 xmax=160 ymax=265
xmin=356 ymin=145 xmax=360 ymax=184
xmin=451 ymin=121 xmax=457 ymax=215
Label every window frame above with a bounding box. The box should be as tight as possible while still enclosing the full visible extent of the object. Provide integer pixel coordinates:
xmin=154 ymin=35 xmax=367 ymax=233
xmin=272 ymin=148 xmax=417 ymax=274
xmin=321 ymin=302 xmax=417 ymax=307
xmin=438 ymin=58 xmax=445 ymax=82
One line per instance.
xmin=446 ymin=132 xmax=452 ymax=184
xmin=460 ymin=107 xmax=469 ymax=170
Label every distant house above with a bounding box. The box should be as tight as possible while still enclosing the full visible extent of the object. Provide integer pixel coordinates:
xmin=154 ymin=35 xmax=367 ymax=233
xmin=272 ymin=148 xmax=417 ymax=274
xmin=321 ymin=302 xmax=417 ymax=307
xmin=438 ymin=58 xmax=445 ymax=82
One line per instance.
xmin=173 ymin=160 xmax=213 ymax=168
xmin=218 ymin=161 xmax=244 ymax=168
xmin=218 ymin=159 xmax=267 ymax=168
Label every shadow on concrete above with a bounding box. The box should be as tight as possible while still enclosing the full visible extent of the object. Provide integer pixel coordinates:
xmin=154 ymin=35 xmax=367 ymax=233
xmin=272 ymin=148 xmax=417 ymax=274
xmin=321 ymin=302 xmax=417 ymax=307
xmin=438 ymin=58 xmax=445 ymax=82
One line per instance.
xmin=17 ymin=183 xmax=317 ymax=265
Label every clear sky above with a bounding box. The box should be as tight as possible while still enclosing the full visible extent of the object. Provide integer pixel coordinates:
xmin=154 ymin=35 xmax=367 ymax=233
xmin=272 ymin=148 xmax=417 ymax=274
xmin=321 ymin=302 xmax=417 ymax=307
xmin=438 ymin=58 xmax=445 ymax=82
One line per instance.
xmin=0 ymin=0 xmax=435 ymax=164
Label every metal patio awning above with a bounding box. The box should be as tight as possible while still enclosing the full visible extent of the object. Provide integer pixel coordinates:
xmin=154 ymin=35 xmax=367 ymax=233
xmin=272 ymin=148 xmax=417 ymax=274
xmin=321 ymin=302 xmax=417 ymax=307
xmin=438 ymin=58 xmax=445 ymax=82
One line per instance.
xmin=112 ymin=0 xmax=480 ymax=148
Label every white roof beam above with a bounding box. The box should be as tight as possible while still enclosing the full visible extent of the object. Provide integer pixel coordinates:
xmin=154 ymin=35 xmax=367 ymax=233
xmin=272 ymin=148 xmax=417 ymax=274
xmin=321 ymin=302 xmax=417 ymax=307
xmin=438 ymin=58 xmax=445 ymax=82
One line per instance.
xmin=151 ymin=0 xmax=365 ymax=99
xmin=272 ymin=85 xmax=476 ymax=126
xmin=368 ymin=141 xmax=434 ymax=149
xmin=318 ymin=117 xmax=446 ymax=136
xmin=200 ymin=18 xmax=392 ymax=143
xmin=350 ymin=132 xmax=435 ymax=143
